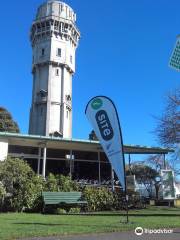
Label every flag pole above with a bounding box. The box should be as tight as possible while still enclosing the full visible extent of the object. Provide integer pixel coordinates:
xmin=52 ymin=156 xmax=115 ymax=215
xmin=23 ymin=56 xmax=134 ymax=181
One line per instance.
xmin=111 ymin=100 xmax=129 ymax=223
xmin=124 ymin=178 xmax=129 ymax=223
xmin=116 ymin=107 xmax=129 ymax=224
xmin=121 ymin=144 xmax=129 ymax=223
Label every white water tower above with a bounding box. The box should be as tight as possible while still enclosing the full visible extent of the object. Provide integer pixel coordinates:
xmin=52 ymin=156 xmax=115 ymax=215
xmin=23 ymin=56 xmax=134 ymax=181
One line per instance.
xmin=29 ymin=0 xmax=80 ymax=138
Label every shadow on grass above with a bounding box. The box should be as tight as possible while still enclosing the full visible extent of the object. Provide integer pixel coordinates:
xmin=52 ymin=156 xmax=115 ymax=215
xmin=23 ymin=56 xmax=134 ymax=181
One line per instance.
xmin=12 ymin=222 xmax=121 ymax=228
xmin=29 ymin=208 xmax=180 ymax=217
xmin=85 ymin=213 xmax=180 ymax=217
xmin=142 ymin=207 xmax=180 ymax=212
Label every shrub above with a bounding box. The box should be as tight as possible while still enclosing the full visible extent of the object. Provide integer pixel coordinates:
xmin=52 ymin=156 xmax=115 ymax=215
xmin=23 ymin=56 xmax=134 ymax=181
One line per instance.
xmin=0 ymin=158 xmax=143 ymax=214
xmin=68 ymin=207 xmax=80 ymax=214
xmin=83 ymin=186 xmax=114 ymax=211
xmin=83 ymin=187 xmax=143 ymax=212
xmin=56 ymin=208 xmax=67 ymax=214
xmin=55 ymin=175 xmax=79 ymax=192
xmin=44 ymin=174 xmax=80 ymax=192
xmin=44 ymin=173 xmax=58 ymax=191
xmin=0 ymin=181 xmax=6 ymax=199
xmin=113 ymin=189 xmax=143 ymax=210
xmin=28 ymin=175 xmax=45 ymax=212
xmin=0 ymin=181 xmax=6 ymax=210
xmin=0 ymin=157 xmax=45 ymax=212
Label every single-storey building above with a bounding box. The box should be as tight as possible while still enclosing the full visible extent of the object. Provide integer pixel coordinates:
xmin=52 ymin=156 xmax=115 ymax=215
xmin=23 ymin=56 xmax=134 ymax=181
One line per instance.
xmin=0 ymin=132 xmax=173 ymax=188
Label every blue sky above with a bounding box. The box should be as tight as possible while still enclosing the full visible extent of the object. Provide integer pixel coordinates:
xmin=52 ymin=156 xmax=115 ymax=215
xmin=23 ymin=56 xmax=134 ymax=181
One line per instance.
xmin=0 ymin=0 xmax=179 ymax=149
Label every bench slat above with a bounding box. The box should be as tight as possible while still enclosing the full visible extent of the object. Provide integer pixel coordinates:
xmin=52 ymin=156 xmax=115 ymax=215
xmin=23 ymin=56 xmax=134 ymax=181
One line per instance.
xmin=42 ymin=191 xmax=87 ymax=209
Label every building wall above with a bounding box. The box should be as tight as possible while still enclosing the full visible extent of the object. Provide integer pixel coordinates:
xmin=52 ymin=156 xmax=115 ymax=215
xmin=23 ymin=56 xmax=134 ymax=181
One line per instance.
xmin=0 ymin=140 xmax=8 ymax=161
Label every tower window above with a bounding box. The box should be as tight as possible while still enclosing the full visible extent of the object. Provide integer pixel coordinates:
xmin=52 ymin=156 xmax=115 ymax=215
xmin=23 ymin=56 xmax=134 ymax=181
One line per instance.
xmin=66 ymin=110 xmax=69 ymax=118
xmin=70 ymin=55 xmax=72 ymax=63
xmin=56 ymin=68 xmax=59 ymax=76
xmin=41 ymin=48 xmax=45 ymax=56
xmin=57 ymin=48 xmax=61 ymax=57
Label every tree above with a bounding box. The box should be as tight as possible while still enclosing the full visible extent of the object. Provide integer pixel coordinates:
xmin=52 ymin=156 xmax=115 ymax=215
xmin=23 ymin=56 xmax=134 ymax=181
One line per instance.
xmin=155 ymin=88 xmax=179 ymax=146
xmin=155 ymin=88 xmax=180 ymax=175
xmin=89 ymin=130 xmax=98 ymax=141
xmin=126 ymin=164 xmax=159 ymax=198
xmin=146 ymin=155 xmax=164 ymax=172
xmin=145 ymin=155 xmax=166 ymax=199
xmin=0 ymin=107 xmax=20 ymax=133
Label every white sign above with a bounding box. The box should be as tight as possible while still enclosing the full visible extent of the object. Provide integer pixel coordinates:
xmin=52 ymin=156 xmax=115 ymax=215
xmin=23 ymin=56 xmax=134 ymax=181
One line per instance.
xmin=85 ymin=96 xmax=126 ymax=190
xmin=126 ymin=175 xmax=136 ymax=191
xmin=161 ymin=170 xmax=175 ymax=200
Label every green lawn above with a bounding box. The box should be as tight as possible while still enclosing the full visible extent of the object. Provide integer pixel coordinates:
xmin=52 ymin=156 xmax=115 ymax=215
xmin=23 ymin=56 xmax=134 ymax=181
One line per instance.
xmin=0 ymin=207 xmax=180 ymax=240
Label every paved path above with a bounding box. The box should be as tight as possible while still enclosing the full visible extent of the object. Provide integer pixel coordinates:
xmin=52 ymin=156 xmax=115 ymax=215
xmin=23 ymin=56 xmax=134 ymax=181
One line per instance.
xmin=22 ymin=229 xmax=180 ymax=240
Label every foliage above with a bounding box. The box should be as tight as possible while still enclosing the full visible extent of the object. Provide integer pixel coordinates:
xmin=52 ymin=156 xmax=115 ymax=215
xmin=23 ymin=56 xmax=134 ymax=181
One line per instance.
xmin=155 ymin=88 xmax=180 ymax=176
xmin=68 ymin=207 xmax=81 ymax=214
xmin=0 ymin=157 xmax=45 ymax=212
xmin=113 ymin=189 xmax=143 ymax=209
xmin=44 ymin=173 xmax=58 ymax=191
xmin=83 ymin=186 xmax=114 ymax=211
xmin=146 ymin=155 xmax=164 ymax=172
xmin=126 ymin=164 xmax=159 ymax=198
xmin=44 ymin=174 xmax=79 ymax=192
xmin=0 ymin=159 xmax=144 ymax=213
xmin=55 ymin=207 xmax=81 ymax=214
xmin=55 ymin=174 xmax=79 ymax=192
xmin=0 ymin=181 xmax=6 ymax=199
xmin=0 ymin=107 xmax=20 ymax=133
xmin=89 ymin=130 xmax=98 ymax=141
xmin=0 ymin=163 xmax=80 ymax=213
xmin=28 ymin=175 xmax=45 ymax=212
xmin=56 ymin=208 xmax=67 ymax=214
xmin=0 ymin=181 xmax=6 ymax=211
xmin=145 ymin=155 xmax=164 ymax=199
xmin=155 ymin=88 xmax=180 ymax=147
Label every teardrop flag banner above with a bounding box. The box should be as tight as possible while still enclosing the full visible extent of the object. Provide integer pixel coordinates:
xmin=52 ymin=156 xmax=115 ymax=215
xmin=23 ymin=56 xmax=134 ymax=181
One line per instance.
xmin=85 ymin=96 xmax=126 ymax=191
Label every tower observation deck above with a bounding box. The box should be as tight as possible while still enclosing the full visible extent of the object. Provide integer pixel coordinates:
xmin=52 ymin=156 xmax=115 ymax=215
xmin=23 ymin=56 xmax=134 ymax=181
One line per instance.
xmin=29 ymin=0 xmax=80 ymax=138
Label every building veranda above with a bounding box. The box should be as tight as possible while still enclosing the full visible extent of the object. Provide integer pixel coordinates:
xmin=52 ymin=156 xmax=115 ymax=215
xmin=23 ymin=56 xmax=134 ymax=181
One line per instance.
xmin=0 ymin=132 xmax=173 ymax=189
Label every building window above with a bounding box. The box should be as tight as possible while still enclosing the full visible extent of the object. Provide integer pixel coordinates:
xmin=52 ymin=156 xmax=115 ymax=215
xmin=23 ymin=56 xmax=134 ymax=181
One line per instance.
xmin=56 ymin=68 xmax=59 ymax=76
xmin=66 ymin=110 xmax=69 ymax=118
xmin=57 ymin=48 xmax=61 ymax=57
xmin=70 ymin=55 xmax=72 ymax=63
xmin=66 ymin=94 xmax=71 ymax=102
xmin=42 ymin=48 xmax=45 ymax=56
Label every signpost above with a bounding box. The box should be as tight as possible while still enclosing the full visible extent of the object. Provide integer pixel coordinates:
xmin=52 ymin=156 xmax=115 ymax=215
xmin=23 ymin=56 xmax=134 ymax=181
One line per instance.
xmin=85 ymin=96 xmax=128 ymax=223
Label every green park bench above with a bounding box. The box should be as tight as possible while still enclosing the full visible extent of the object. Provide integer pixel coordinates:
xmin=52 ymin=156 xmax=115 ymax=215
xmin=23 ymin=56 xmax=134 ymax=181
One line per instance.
xmin=42 ymin=191 xmax=87 ymax=213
